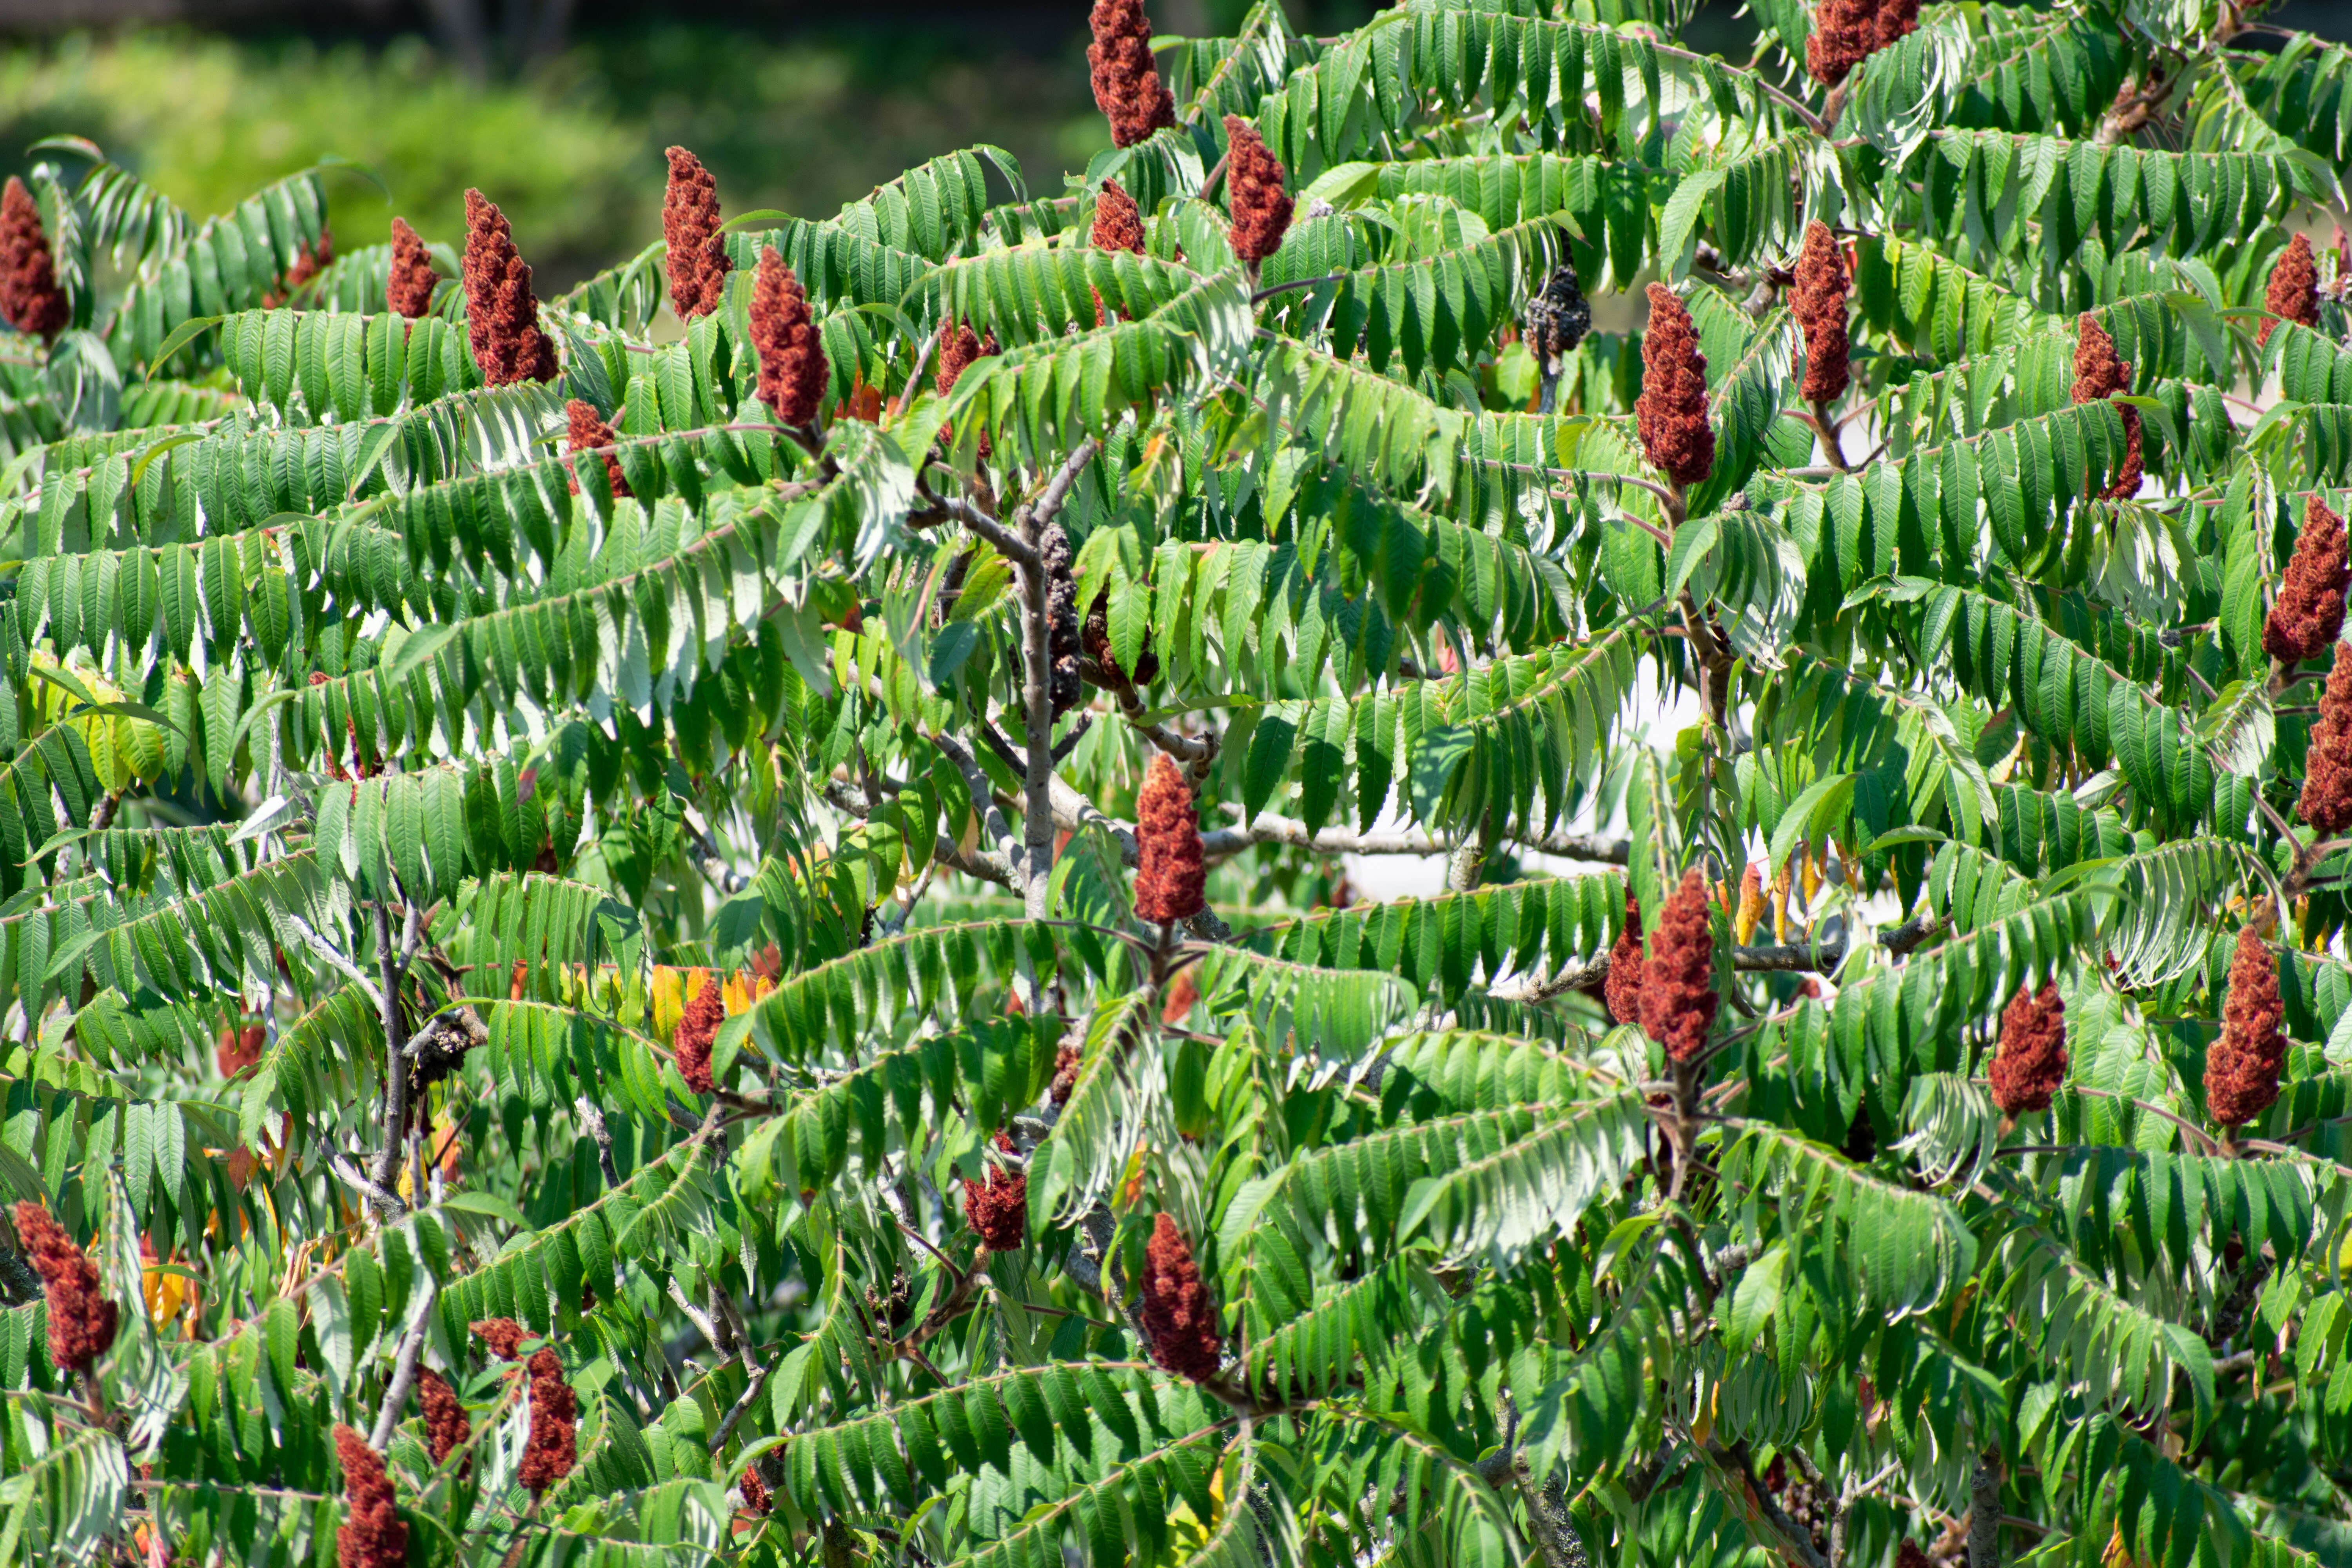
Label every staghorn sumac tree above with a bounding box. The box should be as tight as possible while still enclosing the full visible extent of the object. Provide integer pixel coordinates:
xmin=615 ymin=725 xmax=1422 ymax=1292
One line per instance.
xmin=2 ymin=1 xmax=2352 ymax=1566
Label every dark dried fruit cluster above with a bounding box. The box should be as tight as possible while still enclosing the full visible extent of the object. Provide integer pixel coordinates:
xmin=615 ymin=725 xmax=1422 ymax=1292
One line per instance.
xmin=1522 ymin=263 xmax=1592 ymax=413
xmin=461 ymin=190 xmax=559 ymax=386
xmin=1088 ymin=0 xmax=1178 ymax=149
xmin=674 ymin=973 xmax=725 ymax=1094
xmin=334 ymin=1425 xmax=408 ymax=1568
xmin=1222 ymin=116 xmax=1294 ymax=267
xmin=1140 ymin=1213 xmax=1222 ymax=1382
xmin=263 ymin=225 xmax=333 ymax=310
xmin=1606 ymin=887 xmax=1645 ymax=1027
xmin=1792 ymin=221 xmax=1851 ymax=405
xmin=1637 ymin=869 xmax=1718 ymax=1062
xmin=13 ymin=1201 xmax=116 ymax=1373
xmin=1807 ymin=0 xmax=1917 ymax=85
xmin=1134 ymin=753 xmax=1206 ymax=926
xmin=2207 ymin=927 xmax=2285 ymax=1129
xmin=751 ymin=247 xmax=827 ymax=428
xmin=386 ymin=218 xmax=437 ymax=319
xmin=0 ymin=176 xmax=70 ymax=339
xmin=2265 ymin=496 xmax=2350 ymax=665
xmin=2299 ymin=642 xmax=2352 ymax=834
xmin=564 ymin=399 xmax=630 ymax=500
xmin=963 ymin=1131 xmax=1028 ymax=1251
xmin=2261 ymin=233 xmax=2320 ymax=347
xmin=1040 ymin=521 xmax=1083 ymax=717
xmin=416 ymin=1367 xmax=471 ymax=1475
xmin=1092 ymin=179 xmax=1146 ymax=254
xmin=739 ymin=1465 xmax=771 ymax=1515
xmin=663 ymin=147 xmax=733 ymax=321
xmin=1760 ymin=1457 xmax=1829 ymax=1558
xmin=2071 ymin=315 xmax=2142 ymax=500
xmin=1989 ymin=980 xmax=2068 ymax=1116
xmin=519 ymin=1347 xmax=578 ymax=1495
xmin=1636 ymin=286 xmax=1715 ymax=488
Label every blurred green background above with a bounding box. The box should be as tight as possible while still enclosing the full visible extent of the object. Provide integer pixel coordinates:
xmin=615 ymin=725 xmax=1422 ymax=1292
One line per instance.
xmin=2 ymin=0 xmax=2346 ymax=289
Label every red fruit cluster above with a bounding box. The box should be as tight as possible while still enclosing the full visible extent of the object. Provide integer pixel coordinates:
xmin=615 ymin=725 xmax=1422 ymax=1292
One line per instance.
xmin=1093 ymin=180 xmax=1147 ymax=255
xmin=333 ymin=1425 xmax=408 ymax=1568
xmin=264 ymin=225 xmax=333 ymax=309
xmin=1134 ymin=753 xmax=1206 ymax=926
xmin=386 ymin=218 xmax=438 ymax=319
xmin=934 ymin=319 xmax=997 ymax=396
xmin=564 ymin=399 xmax=630 ymax=500
xmin=1088 ymin=0 xmax=1178 ymax=149
xmin=416 ymin=1367 xmax=472 ymax=1474
xmin=663 ymin=147 xmax=733 ymax=321
xmin=2261 ymin=233 xmax=2321 ymax=347
xmin=1793 ymin=221 xmax=1851 ymax=405
xmin=2207 ymin=927 xmax=2285 ymax=1129
xmin=461 ymin=190 xmax=559 ymax=386
xmin=1222 ymin=116 xmax=1294 ymax=267
xmin=2300 ymin=642 xmax=2352 ymax=834
xmin=739 ymin=1465 xmax=771 ymax=1515
xmin=1605 ymin=886 xmax=1646 ymax=1027
xmin=1807 ymin=0 xmax=1879 ymax=85
xmin=1637 ymin=869 xmax=1719 ymax=1063
xmin=1875 ymin=0 xmax=1920 ymax=49
xmin=1140 ymin=1214 xmax=1222 ymax=1382
xmin=1637 ymin=285 xmax=1715 ymax=488
xmin=12 ymin=1201 xmax=116 ymax=1374
xmin=2071 ymin=314 xmax=2141 ymax=500
xmin=0 ymin=176 xmax=70 ymax=339
xmin=2266 ymin=495 xmax=2350 ymax=665
xmin=674 ymin=973 xmax=724 ymax=1094
xmin=1988 ymin=980 xmax=2068 ymax=1116
xmin=519 ymin=1347 xmax=578 ymax=1495
xmin=750 ymin=247 xmax=826 ymax=428
xmin=963 ymin=1131 xmax=1028 ymax=1251
xmin=1807 ymin=0 xmax=1915 ymax=85
xmin=472 ymin=1316 xmax=529 ymax=1361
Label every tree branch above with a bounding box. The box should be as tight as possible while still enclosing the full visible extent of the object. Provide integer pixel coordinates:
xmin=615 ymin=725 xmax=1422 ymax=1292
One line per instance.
xmin=367 ymin=1276 xmax=438 ymax=1450
xmin=368 ymin=899 xmax=410 ymax=1195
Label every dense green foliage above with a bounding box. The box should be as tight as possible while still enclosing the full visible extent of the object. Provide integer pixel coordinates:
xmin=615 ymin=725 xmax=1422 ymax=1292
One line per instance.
xmin=2 ymin=0 xmax=2352 ymax=1566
